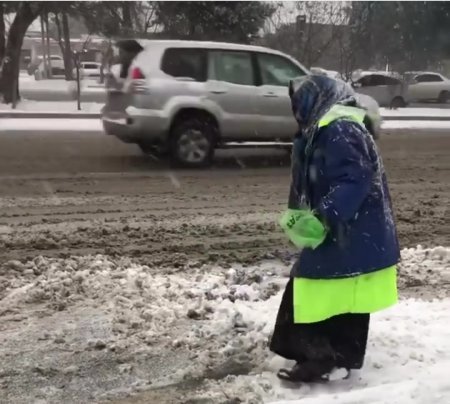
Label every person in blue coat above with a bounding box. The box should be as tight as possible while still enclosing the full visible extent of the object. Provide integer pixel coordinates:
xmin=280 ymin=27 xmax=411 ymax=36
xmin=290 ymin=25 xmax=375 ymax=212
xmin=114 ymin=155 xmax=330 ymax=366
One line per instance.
xmin=270 ymin=75 xmax=400 ymax=382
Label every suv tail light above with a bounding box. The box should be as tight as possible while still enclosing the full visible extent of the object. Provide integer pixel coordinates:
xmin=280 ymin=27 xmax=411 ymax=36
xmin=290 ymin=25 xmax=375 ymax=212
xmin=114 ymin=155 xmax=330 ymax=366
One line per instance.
xmin=128 ymin=67 xmax=148 ymax=93
xmin=131 ymin=67 xmax=145 ymax=80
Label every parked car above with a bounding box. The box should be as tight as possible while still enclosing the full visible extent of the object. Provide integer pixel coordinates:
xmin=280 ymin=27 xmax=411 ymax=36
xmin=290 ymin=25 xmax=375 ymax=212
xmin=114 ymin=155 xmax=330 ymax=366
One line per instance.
xmin=74 ymin=62 xmax=104 ymax=78
xmin=102 ymin=40 xmax=381 ymax=167
xmin=351 ymin=71 xmax=409 ymax=108
xmin=33 ymin=55 xmax=65 ymax=79
xmin=404 ymin=71 xmax=450 ymax=103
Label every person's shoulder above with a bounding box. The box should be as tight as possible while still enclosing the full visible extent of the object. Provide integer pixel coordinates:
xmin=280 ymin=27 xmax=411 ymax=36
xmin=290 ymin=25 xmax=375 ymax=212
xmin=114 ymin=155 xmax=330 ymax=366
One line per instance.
xmin=320 ymin=119 xmax=367 ymax=140
xmin=319 ymin=120 xmax=372 ymax=155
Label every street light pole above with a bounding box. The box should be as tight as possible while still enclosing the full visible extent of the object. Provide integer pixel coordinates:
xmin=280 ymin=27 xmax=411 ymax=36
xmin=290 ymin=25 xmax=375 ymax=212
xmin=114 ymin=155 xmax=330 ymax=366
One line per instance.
xmin=72 ymin=49 xmax=87 ymax=111
xmin=73 ymin=50 xmax=81 ymax=110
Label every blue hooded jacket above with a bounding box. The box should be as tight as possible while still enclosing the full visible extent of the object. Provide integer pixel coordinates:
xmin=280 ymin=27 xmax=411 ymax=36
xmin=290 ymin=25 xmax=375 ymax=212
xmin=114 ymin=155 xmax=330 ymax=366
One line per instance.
xmin=288 ymin=75 xmax=400 ymax=279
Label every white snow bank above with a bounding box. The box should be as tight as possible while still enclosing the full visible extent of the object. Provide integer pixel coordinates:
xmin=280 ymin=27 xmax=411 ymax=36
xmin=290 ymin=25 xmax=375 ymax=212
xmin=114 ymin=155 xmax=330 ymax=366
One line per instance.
xmin=0 ymin=118 xmax=103 ymax=132
xmin=382 ymin=120 xmax=450 ymax=130
xmin=265 ymin=298 xmax=450 ymax=404
xmin=19 ymin=78 xmax=100 ymax=93
xmin=381 ymin=107 xmax=450 ymax=117
xmin=1 ymin=246 xmax=449 ymax=402
xmin=0 ymin=100 xmax=103 ymax=113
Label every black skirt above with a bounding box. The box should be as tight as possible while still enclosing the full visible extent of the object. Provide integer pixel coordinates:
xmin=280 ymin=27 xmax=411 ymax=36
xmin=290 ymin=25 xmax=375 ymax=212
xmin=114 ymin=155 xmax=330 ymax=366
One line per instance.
xmin=270 ymin=278 xmax=370 ymax=370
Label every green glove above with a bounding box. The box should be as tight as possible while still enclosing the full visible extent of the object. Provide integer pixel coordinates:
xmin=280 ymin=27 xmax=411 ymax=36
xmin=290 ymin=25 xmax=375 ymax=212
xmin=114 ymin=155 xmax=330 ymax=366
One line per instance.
xmin=279 ymin=209 xmax=327 ymax=249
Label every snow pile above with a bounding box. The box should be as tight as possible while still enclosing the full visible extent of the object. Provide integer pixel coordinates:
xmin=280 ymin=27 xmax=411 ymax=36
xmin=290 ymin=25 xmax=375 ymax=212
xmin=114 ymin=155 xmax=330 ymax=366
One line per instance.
xmin=19 ymin=78 xmax=100 ymax=94
xmin=380 ymin=107 xmax=450 ymax=117
xmin=0 ymin=254 xmax=283 ymax=381
xmin=398 ymin=245 xmax=450 ymax=292
xmin=0 ymin=100 xmax=104 ymax=113
xmin=182 ymin=296 xmax=450 ymax=403
xmin=382 ymin=120 xmax=450 ymax=131
xmin=0 ymin=246 xmax=449 ymax=403
xmin=0 ymin=118 xmax=103 ymax=132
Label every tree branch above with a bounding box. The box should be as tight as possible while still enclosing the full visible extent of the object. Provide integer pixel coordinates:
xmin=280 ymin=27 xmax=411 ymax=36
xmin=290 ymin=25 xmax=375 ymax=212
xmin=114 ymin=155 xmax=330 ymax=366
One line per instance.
xmin=0 ymin=2 xmax=5 ymax=62
xmin=54 ymin=12 xmax=65 ymax=53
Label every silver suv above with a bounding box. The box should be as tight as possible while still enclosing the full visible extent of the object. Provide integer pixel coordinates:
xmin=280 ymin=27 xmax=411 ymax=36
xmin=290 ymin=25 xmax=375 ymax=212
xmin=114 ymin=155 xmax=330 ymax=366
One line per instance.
xmin=103 ymin=40 xmax=380 ymax=167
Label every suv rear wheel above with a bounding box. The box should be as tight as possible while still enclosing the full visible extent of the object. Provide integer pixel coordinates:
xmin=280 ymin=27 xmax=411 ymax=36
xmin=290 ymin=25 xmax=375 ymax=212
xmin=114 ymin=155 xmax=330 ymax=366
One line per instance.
xmin=390 ymin=96 xmax=406 ymax=109
xmin=138 ymin=142 xmax=168 ymax=159
xmin=438 ymin=91 xmax=449 ymax=103
xmin=170 ymin=117 xmax=216 ymax=168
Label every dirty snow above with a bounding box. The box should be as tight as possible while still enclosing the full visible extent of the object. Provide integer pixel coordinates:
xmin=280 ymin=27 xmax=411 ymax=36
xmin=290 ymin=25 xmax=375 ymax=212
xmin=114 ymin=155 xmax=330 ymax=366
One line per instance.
xmin=0 ymin=246 xmax=448 ymax=403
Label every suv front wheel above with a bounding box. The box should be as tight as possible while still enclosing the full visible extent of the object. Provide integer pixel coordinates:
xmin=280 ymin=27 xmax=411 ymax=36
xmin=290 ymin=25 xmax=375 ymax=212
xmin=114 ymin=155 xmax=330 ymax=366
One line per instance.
xmin=170 ymin=117 xmax=216 ymax=168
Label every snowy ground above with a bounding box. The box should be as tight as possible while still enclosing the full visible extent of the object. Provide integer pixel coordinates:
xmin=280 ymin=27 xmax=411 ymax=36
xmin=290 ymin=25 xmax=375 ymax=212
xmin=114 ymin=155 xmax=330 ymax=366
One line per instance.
xmin=3 ymin=117 xmax=450 ymax=134
xmin=13 ymin=76 xmax=106 ymax=103
xmin=0 ymin=101 xmax=104 ymax=114
xmin=381 ymin=120 xmax=450 ymax=131
xmin=3 ymin=99 xmax=450 ymax=118
xmin=0 ymin=127 xmax=448 ymax=402
xmin=0 ymin=247 xmax=448 ymax=403
xmin=380 ymin=107 xmax=450 ymax=117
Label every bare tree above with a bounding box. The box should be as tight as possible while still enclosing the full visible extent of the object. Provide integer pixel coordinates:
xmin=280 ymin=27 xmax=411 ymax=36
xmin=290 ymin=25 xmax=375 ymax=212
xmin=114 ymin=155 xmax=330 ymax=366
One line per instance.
xmin=262 ymin=1 xmax=348 ymax=69
xmin=79 ymin=1 xmax=157 ymax=38
xmin=39 ymin=12 xmax=48 ymax=78
xmin=54 ymin=9 xmax=73 ymax=80
xmin=0 ymin=2 xmax=5 ymax=64
xmin=98 ymin=39 xmax=114 ymax=84
xmin=44 ymin=10 xmax=52 ymax=78
xmin=1 ymin=2 xmax=43 ymax=104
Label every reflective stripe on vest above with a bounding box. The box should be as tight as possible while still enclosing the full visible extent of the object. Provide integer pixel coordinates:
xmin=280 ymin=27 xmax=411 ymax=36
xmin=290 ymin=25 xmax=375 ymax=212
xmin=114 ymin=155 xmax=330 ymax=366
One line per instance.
xmin=318 ymin=104 xmax=366 ymax=129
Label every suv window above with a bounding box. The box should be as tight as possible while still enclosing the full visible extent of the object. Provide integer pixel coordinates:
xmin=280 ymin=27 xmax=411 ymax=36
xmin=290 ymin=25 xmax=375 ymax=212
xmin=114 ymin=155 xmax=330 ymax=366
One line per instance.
xmin=357 ymin=76 xmax=372 ymax=87
xmin=161 ymin=48 xmax=206 ymax=82
xmin=358 ymin=75 xmax=400 ymax=86
xmin=258 ymin=53 xmax=306 ymax=86
xmin=208 ymin=51 xmax=254 ymax=86
xmin=372 ymin=75 xmax=400 ymax=86
xmin=416 ymin=74 xmax=443 ymax=83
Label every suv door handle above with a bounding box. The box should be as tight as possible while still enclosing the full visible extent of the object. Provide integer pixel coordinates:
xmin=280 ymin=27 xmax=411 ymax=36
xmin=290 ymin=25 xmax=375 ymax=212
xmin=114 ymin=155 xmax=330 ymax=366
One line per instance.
xmin=263 ymin=92 xmax=278 ymax=98
xmin=210 ymin=90 xmax=227 ymax=94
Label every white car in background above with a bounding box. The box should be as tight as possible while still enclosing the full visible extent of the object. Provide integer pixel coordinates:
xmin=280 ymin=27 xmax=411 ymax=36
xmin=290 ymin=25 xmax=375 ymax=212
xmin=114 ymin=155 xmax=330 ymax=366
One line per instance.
xmin=74 ymin=62 xmax=104 ymax=78
xmin=404 ymin=72 xmax=450 ymax=103
xmin=351 ymin=71 xmax=409 ymax=108
xmin=33 ymin=55 xmax=65 ymax=79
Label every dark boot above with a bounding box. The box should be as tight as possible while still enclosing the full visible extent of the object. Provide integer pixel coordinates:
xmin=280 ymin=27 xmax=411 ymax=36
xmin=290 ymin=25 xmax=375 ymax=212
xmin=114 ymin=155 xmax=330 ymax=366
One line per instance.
xmin=277 ymin=359 xmax=336 ymax=382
